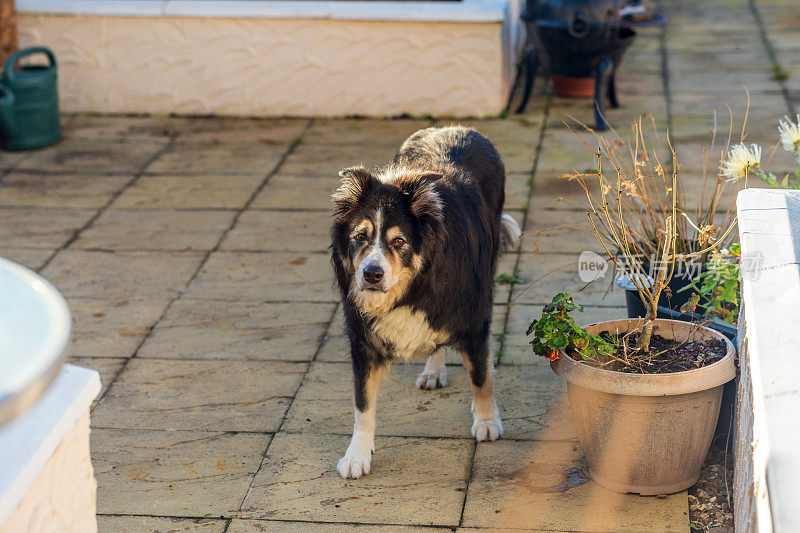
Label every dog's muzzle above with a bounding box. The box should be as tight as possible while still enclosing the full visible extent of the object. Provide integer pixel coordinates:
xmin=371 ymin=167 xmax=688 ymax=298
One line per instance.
xmin=361 ymin=263 xmax=386 ymax=291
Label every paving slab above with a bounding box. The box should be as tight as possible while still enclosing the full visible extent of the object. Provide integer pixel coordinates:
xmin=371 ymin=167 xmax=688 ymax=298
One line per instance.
xmin=240 ymin=432 xmax=471 ymax=527
xmin=521 ymin=208 xmax=602 ymax=254
xmin=0 ymin=172 xmax=130 ymax=208
xmin=222 ymin=210 xmax=330 ymax=252
xmin=504 ymin=174 xmax=532 ymax=210
xmin=139 ymin=300 xmax=336 ymax=362
xmin=68 ymin=356 xmax=126 ymax=397
xmin=42 ymin=250 xmax=204 ymax=300
xmin=67 ymin=297 xmax=168 ymax=358
xmin=283 ymin=361 xmax=570 ymax=441
xmin=178 ymin=118 xmax=309 ymax=144
xmin=16 ymin=139 xmax=167 ymax=174
xmin=97 ymin=516 xmax=227 ymax=532
xmin=528 ymin=171 xmax=598 ymax=212
xmin=0 ymin=207 xmax=95 ymax=248
xmin=462 ymin=439 xmax=688 ymax=532
xmin=146 ymin=143 xmax=288 ymax=176
xmin=435 ymin=116 xmax=544 ymax=145
xmin=74 ymin=209 xmax=235 ymax=251
xmin=492 ymin=143 xmax=536 ymax=174
xmin=0 ymin=149 xmax=32 ymax=171
xmin=228 ymin=520 xmax=445 ymax=532
xmin=279 ymin=144 xmax=397 ymax=176
xmin=0 ymin=247 xmax=55 ymax=271
xmin=512 ymin=253 xmax=626 ymax=307
xmin=114 ymin=174 xmax=264 ymax=209
xmin=92 ymin=358 xmax=306 ymax=431
xmin=535 ymin=143 xmax=599 ymax=176
xmin=251 ymin=174 xmax=338 ymax=210
xmin=304 ymin=119 xmax=432 ymax=146
xmin=64 ymin=114 xmax=194 ymax=141
xmin=93 ymin=429 xmax=267 ymax=517
xmin=184 ymin=251 xmax=336 ymax=302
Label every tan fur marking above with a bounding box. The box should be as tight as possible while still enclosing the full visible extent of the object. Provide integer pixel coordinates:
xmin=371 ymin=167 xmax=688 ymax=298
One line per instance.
xmin=385 ymin=226 xmax=404 ymax=241
xmin=461 ymin=351 xmax=503 ymax=441
xmin=351 ymin=219 xmax=373 ymax=239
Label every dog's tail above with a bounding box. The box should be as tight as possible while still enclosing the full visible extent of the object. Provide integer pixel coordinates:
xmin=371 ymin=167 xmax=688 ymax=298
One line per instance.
xmin=499 ymin=213 xmax=521 ymax=252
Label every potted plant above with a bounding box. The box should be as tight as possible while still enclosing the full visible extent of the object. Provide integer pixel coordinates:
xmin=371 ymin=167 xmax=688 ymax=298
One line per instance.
xmin=562 ymin=116 xmax=744 ymax=316
xmin=527 ymin=125 xmax=736 ymax=494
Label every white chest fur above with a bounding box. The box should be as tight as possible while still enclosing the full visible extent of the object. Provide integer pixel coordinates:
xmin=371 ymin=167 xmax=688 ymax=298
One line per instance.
xmin=371 ymin=306 xmax=448 ymax=361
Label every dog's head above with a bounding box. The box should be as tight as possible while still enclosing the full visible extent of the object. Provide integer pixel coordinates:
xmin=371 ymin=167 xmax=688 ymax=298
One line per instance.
xmin=330 ymin=165 xmax=443 ymax=313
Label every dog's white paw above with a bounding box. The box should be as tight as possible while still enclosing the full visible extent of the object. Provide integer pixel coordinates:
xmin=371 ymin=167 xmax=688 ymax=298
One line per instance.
xmin=416 ymin=367 xmax=447 ymax=390
xmin=337 ymin=452 xmax=372 ymax=479
xmin=471 ymin=418 xmax=503 ymax=442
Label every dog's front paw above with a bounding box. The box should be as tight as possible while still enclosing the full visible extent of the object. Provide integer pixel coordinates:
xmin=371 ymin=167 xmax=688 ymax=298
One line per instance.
xmin=471 ymin=418 xmax=503 ymax=442
xmin=416 ymin=367 xmax=447 ymax=390
xmin=337 ymin=452 xmax=372 ymax=479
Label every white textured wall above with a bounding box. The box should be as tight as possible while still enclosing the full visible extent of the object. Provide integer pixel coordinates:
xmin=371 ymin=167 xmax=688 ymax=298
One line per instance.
xmin=0 ymin=412 xmax=97 ymax=533
xmin=734 ymin=189 xmax=800 ymax=532
xmin=19 ymin=15 xmax=508 ymax=117
xmin=734 ymin=326 xmax=771 ymax=533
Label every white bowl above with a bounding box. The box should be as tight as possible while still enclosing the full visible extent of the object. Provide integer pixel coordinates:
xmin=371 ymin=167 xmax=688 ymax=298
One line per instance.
xmin=0 ymin=257 xmax=70 ymax=427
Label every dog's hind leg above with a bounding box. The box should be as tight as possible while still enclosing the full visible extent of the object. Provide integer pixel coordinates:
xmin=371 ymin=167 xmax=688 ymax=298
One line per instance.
xmin=461 ymin=344 xmax=503 ymax=442
xmin=416 ymin=348 xmax=447 ymax=389
xmin=338 ymin=358 xmax=387 ymax=479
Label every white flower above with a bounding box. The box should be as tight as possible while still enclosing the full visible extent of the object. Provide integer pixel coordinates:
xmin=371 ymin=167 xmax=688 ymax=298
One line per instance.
xmin=778 ymin=114 xmax=800 ymax=153
xmin=721 ymin=143 xmax=761 ymax=182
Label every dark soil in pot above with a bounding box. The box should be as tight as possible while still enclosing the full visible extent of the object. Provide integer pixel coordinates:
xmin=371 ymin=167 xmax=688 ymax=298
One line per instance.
xmin=570 ymin=331 xmax=728 ymax=374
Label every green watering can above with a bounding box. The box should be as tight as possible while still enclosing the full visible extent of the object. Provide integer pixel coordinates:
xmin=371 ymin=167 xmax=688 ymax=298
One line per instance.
xmin=0 ymin=47 xmax=61 ymax=151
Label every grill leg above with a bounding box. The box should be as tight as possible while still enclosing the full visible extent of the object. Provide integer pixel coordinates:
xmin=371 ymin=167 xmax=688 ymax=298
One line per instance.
xmin=608 ymin=70 xmax=620 ymax=108
xmin=592 ymin=56 xmax=614 ymax=131
xmin=515 ymin=49 xmax=539 ymax=114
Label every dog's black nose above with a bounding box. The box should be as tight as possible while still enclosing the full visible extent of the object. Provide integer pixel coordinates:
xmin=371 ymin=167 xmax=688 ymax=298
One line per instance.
xmin=363 ymin=264 xmax=384 ymax=284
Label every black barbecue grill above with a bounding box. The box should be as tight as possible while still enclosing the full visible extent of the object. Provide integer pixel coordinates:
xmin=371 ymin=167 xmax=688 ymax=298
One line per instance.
xmin=516 ymin=0 xmax=665 ymax=130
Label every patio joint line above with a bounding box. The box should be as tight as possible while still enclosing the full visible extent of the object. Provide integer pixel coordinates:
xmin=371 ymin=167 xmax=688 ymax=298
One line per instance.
xmin=748 ymin=0 xmax=798 ymax=115
xmin=34 ymin=135 xmax=183 ymax=274
xmin=495 ymin=93 xmax=551 ymax=367
xmin=0 ymin=150 xmax=36 ymax=185
xmin=90 ymin=118 xmax=315 ymax=411
xmin=656 ymin=0 xmax=673 ymax=135
xmin=234 ymin=271 xmax=338 ymax=512
xmin=455 ymin=100 xmax=551 ymax=528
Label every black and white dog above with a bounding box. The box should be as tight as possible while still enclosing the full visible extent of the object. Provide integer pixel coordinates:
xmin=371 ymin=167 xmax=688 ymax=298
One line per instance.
xmin=330 ymin=126 xmax=520 ymax=479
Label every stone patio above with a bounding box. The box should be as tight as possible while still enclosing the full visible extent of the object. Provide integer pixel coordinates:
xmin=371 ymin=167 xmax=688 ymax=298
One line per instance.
xmin=1 ymin=0 xmax=796 ymax=530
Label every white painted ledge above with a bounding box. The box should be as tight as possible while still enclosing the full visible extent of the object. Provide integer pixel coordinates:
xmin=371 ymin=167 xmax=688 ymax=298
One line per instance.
xmin=735 ymin=188 xmax=800 ymax=532
xmin=17 ymin=0 xmax=509 ymax=22
xmin=0 ymin=364 xmax=101 ymax=526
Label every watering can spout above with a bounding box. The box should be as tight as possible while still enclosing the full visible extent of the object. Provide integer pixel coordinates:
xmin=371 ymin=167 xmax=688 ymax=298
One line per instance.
xmin=0 ymin=84 xmax=16 ymax=140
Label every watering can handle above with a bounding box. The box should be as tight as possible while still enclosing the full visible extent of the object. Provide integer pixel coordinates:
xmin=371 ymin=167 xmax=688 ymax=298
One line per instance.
xmin=4 ymin=47 xmax=57 ymax=81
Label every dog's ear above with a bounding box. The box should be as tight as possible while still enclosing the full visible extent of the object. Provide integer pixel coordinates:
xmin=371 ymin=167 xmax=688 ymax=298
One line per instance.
xmin=401 ymin=173 xmax=444 ymax=225
xmin=332 ymin=166 xmax=374 ymax=220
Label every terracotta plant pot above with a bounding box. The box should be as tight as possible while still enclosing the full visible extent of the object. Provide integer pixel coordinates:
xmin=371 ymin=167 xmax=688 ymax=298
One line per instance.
xmin=551 ymin=319 xmax=735 ymax=495
xmin=550 ymin=75 xmax=595 ymax=98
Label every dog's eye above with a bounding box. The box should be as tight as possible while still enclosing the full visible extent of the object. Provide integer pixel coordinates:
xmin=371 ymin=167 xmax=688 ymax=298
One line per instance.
xmin=391 ymin=237 xmax=406 ymax=247
xmin=354 ymin=233 xmax=367 ymax=243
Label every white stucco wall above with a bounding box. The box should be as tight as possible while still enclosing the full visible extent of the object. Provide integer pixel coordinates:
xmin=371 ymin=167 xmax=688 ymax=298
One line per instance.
xmin=18 ymin=9 xmax=518 ymax=117
xmin=0 ymin=413 xmax=96 ymax=533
